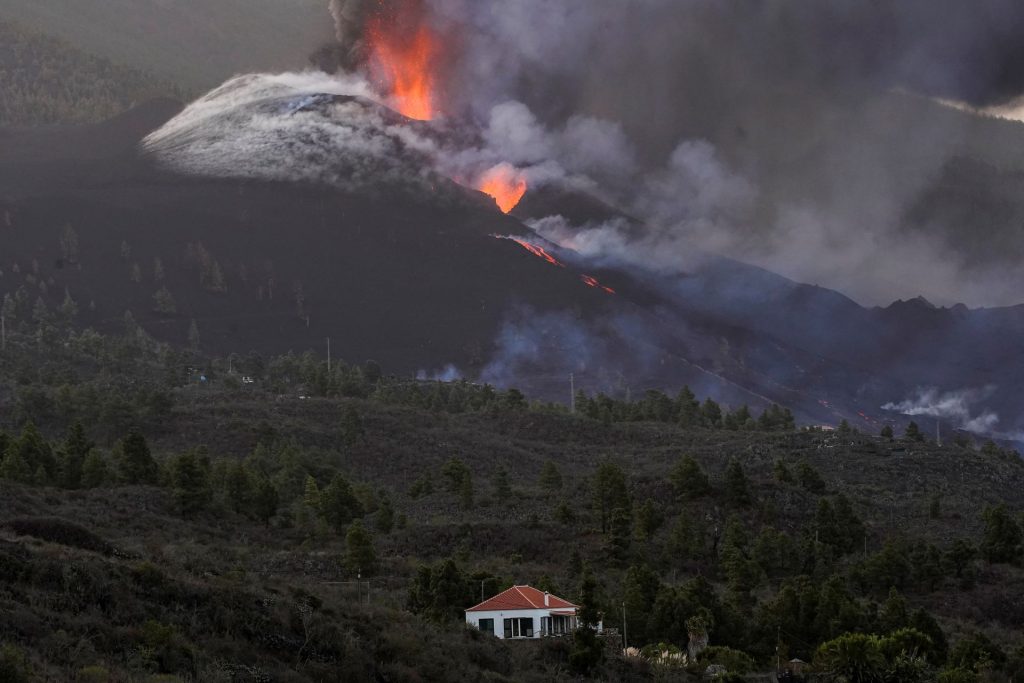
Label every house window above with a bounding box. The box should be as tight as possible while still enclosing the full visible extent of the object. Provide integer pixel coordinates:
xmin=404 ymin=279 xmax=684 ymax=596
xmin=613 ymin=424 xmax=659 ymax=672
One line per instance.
xmin=503 ymin=617 xmax=534 ymax=638
xmin=478 ymin=618 xmax=494 ymax=635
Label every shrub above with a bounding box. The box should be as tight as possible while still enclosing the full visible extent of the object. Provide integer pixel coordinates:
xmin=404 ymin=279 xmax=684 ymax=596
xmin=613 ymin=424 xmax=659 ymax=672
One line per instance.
xmin=4 ymin=518 xmax=113 ymax=555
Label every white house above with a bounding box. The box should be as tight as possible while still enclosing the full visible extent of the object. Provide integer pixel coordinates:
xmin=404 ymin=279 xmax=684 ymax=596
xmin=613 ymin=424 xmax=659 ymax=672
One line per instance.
xmin=465 ymin=585 xmax=581 ymax=639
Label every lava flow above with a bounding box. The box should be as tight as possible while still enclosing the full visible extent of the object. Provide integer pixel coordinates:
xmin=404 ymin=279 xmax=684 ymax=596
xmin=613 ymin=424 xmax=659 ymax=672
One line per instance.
xmin=476 ymin=164 xmax=528 ymax=213
xmin=581 ymin=274 xmax=616 ymax=294
xmin=494 ymin=235 xmax=565 ymax=267
xmin=365 ymin=0 xmax=439 ymax=120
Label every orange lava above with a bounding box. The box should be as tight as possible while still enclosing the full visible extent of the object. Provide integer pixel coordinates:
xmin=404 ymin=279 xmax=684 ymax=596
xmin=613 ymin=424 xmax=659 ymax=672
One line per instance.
xmin=494 ymin=235 xmax=565 ymax=267
xmin=581 ymin=274 xmax=616 ymax=294
xmin=366 ymin=1 xmax=439 ymax=120
xmin=476 ymin=164 xmax=528 ymax=213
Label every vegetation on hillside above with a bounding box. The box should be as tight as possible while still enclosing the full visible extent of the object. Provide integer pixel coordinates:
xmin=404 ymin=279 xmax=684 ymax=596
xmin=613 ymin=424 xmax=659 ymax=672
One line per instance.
xmin=0 ymin=312 xmax=1023 ymax=681
xmin=0 ymin=20 xmax=184 ymax=126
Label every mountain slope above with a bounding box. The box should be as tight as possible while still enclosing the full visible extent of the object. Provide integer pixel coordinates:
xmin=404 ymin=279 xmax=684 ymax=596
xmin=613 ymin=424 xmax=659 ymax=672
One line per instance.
xmin=0 ymin=0 xmax=330 ymax=89
xmin=0 ymin=20 xmax=183 ymax=126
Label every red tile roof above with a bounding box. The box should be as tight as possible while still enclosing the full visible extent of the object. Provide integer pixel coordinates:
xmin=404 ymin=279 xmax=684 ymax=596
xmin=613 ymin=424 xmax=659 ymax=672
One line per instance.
xmin=466 ymin=585 xmax=579 ymax=612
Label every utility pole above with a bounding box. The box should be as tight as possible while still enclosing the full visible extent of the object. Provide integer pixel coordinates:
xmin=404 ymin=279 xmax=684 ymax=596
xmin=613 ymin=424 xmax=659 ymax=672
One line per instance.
xmin=936 ymin=419 xmax=941 ymax=447
xmin=622 ymin=602 xmax=628 ymax=651
xmin=326 ymin=337 xmax=331 ymax=373
xmin=776 ymin=625 xmax=781 ymax=673
xmin=569 ymin=373 xmax=575 ymax=413
xmin=1 ymin=314 xmax=5 ymax=351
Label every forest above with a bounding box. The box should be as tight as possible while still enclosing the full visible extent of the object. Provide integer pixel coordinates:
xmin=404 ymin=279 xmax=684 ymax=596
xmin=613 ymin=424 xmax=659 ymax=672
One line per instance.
xmin=0 ymin=301 xmax=1022 ymax=681
xmin=0 ymin=20 xmax=183 ymax=126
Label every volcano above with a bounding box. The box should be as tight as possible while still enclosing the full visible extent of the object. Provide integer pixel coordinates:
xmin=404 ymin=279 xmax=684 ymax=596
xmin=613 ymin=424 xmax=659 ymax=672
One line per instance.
xmin=3 ymin=76 xmax=1024 ymax=438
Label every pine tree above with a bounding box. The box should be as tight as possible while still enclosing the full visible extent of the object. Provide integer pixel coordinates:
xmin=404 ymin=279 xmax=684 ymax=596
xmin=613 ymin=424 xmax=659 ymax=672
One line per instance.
xmin=224 ymin=461 xmax=254 ymax=513
xmin=980 ymin=504 xmax=1023 ymax=564
xmin=253 ymin=477 xmax=279 ymax=526
xmin=0 ymin=449 xmax=32 ymax=483
xmin=880 ymin=425 xmax=894 ymax=439
xmin=773 ymin=459 xmax=792 ymax=483
xmin=320 ymin=474 xmax=363 ymax=533
xmin=593 ymin=461 xmax=631 ymax=533
xmin=340 ymin=405 xmax=364 ymax=446
xmin=81 ymin=451 xmax=108 ymax=488
xmin=635 ymin=498 xmax=663 ymax=540
xmin=118 ymin=429 xmax=158 ymax=484
xmin=187 ymin=319 xmax=200 ymax=353
xmin=538 ymin=460 xmax=563 ymax=493
xmin=570 ymin=572 xmax=604 ymax=673
xmin=344 ymin=520 xmax=377 ymax=575
xmin=59 ymin=421 xmax=93 ymax=489
xmin=152 ymin=287 xmax=177 ymax=315
xmin=458 ymin=471 xmax=474 ymax=510
xmin=376 ymin=496 xmax=395 ymax=534
xmin=905 ymin=421 xmax=924 ymax=442
xmin=676 ymin=386 xmax=701 ymax=427
xmin=670 ymin=455 xmax=711 ymax=500
xmin=171 ymin=451 xmax=211 ymax=513
xmin=724 ymin=458 xmax=751 ymax=506
xmin=492 ymin=467 xmax=512 ymax=498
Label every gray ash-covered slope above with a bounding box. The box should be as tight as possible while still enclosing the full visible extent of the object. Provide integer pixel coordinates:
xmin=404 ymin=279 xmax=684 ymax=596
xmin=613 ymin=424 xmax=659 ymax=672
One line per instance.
xmin=2 ymin=81 xmax=1023 ymax=434
xmin=0 ymin=83 xmax=782 ymax=414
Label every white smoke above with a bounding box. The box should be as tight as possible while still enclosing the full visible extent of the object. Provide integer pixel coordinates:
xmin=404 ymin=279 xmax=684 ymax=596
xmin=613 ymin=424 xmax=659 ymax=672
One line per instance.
xmin=882 ymin=386 xmax=1001 ymax=434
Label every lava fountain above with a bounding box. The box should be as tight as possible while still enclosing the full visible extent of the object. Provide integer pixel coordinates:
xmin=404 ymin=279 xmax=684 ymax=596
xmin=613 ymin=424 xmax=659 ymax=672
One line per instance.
xmin=476 ymin=163 xmax=528 ymax=213
xmin=365 ymin=0 xmax=439 ymax=120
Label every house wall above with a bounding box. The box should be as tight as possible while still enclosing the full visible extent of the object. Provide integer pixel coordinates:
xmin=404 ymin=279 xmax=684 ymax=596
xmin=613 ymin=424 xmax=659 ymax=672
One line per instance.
xmin=466 ymin=608 xmax=570 ymax=639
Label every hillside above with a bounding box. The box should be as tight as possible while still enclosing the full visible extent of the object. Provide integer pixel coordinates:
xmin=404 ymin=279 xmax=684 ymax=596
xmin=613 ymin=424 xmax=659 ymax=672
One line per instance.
xmin=0 ymin=20 xmax=184 ymax=126
xmin=0 ymin=0 xmax=331 ymax=90
xmin=0 ymin=318 xmax=1023 ymax=681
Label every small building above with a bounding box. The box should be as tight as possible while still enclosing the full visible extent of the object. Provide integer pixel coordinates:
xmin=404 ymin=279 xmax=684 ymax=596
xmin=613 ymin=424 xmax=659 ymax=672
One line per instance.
xmin=465 ymin=585 xmax=580 ymax=639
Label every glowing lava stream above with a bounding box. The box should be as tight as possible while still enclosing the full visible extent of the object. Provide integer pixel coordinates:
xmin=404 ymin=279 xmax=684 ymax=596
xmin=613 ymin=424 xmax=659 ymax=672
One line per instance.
xmin=366 ymin=3 xmax=438 ymax=120
xmin=493 ymin=236 xmax=616 ymax=295
xmin=475 ymin=164 xmax=528 ymax=213
xmin=581 ymin=274 xmax=616 ymax=294
xmin=494 ymin=235 xmax=565 ymax=267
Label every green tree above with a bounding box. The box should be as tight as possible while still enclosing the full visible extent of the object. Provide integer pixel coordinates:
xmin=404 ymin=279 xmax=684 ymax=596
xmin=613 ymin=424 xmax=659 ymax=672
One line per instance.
xmin=905 ymin=421 xmax=925 ymax=442
xmin=798 ymin=461 xmax=827 ymax=493
xmin=0 ymin=449 xmax=32 ymax=483
xmin=376 ymin=495 xmax=395 ymax=534
xmin=676 ymin=386 xmax=701 ymax=427
xmin=59 ymin=421 xmax=93 ymax=489
xmin=814 ymin=633 xmax=886 ymax=683
xmin=880 ymin=425 xmax=894 ymax=439
xmin=152 ymin=286 xmax=177 ymax=315
xmin=253 ymin=477 xmax=279 ymax=526
xmin=570 ymin=572 xmax=604 ymax=673
xmin=492 ymin=467 xmax=512 ymax=498
xmin=171 ymin=450 xmax=211 ymax=513
xmin=539 ymin=460 xmax=563 ymax=493
xmin=723 ymin=458 xmax=751 ymax=506
xmin=773 ymin=459 xmax=792 ymax=483
xmin=223 ymin=461 xmax=254 ymax=514
xmin=593 ymin=461 xmax=631 ymax=533
xmin=320 ymin=474 xmax=363 ymax=533
xmin=458 ymin=471 xmax=474 ymax=510
xmin=670 ymin=455 xmax=710 ymax=500
xmin=701 ymin=398 xmax=723 ymax=428
xmin=635 ymin=498 xmax=663 ymax=540
xmin=344 ymin=520 xmax=377 ymax=575
xmin=980 ymin=504 xmax=1023 ymax=564
xmin=118 ymin=429 xmax=158 ymax=485
xmin=340 ymin=405 xmax=364 ymax=446
xmin=80 ymin=451 xmax=108 ymax=488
